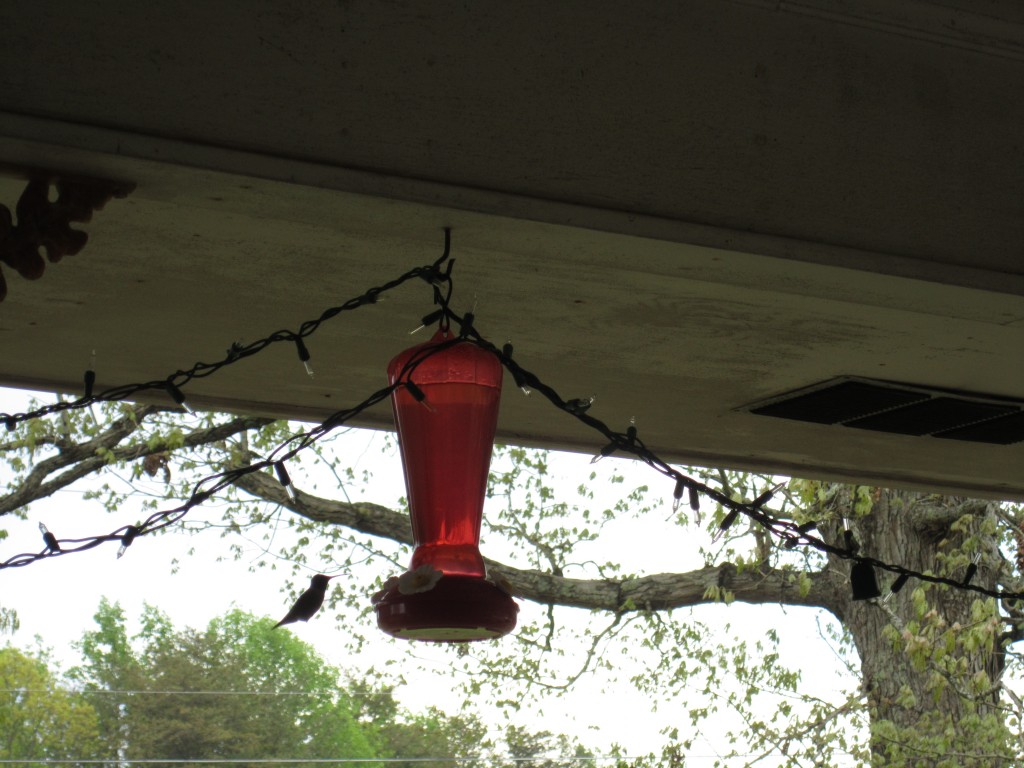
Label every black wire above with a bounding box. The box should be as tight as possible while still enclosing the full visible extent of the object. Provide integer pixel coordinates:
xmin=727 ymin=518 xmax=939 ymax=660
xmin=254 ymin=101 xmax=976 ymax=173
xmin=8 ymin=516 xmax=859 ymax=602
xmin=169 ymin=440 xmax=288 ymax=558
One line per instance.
xmin=0 ymin=238 xmax=453 ymax=429
xmin=0 ymin=242 xmax=1016 ymax=605
xmin=445 ymin=308 xmax=1021 ymax=603
xmin=0 ymin=329 xmax=469 ymax=569
xmin=0 ymin=233 xmax=456 ymax=569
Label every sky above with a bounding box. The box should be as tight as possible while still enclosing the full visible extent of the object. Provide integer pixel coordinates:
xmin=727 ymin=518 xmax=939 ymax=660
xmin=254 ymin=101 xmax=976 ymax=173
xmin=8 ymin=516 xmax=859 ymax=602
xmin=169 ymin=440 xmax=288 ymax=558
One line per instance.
xmin=0 ymin=386 xmax=858 ymax=765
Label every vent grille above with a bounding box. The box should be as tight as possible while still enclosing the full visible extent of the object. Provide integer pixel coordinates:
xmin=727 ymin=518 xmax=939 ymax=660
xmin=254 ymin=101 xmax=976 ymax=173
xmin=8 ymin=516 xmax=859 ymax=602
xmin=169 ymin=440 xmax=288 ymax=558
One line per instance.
xmin=747 ymin=378 xmax=1024 ymax=445
xmin=937 ymin=411 xmax=1024 ymax=445
xmin=750 ymin=381 xmax=928 ymax=424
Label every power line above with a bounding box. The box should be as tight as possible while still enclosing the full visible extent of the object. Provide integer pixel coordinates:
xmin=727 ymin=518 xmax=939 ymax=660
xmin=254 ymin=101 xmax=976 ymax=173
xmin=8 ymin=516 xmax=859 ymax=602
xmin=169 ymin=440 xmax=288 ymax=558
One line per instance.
xmin=0 ymin=688 xmax=391 ymax=697
xmin=0 ymin=759 xmax=641 ymax=765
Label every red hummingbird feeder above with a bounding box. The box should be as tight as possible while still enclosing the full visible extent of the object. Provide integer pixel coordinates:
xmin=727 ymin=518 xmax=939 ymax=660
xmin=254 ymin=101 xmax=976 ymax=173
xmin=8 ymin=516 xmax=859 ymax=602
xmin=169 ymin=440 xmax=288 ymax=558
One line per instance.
xmin=374 ymin=329 xmax=518 ymax=641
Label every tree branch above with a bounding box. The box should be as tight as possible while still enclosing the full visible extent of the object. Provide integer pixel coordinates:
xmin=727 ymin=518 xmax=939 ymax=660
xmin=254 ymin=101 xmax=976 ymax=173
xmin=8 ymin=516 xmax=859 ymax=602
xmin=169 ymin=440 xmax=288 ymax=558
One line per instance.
xmin=906 ymin=497 xmax=997 ymax=534
xmin=232 ymin=470 xmax=839 ymax=615
xmin=0 ymin=409 xmax=274 ymax=516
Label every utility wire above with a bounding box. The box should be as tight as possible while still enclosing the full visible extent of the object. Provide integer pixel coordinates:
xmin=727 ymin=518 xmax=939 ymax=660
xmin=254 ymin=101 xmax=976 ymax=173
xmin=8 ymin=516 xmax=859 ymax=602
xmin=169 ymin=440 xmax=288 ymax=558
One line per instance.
xmin=0 ymin=688 xmax=403 ymax=697
xmin=0 ymin=759 xmax=639 ymax=765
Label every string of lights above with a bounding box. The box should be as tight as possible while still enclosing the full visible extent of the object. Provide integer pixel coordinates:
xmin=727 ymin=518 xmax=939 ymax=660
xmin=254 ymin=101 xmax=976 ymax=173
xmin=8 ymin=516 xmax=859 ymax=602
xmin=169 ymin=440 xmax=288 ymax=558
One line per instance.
xmin=0 ymin=379 xmax=401 ymax=567
xmin=453 ymin=323 xmax=1003 ymax=601
xmin=0 ymin=231 xmax=455 ymax=431
xmin=0 ymin=231 xmax=1013 ymax=604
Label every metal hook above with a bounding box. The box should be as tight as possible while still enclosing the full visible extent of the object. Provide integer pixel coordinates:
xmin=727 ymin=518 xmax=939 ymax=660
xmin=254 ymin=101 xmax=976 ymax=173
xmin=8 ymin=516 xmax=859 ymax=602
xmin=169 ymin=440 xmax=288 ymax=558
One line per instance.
xmin=434 ymin=227 xmax=452 ymax=268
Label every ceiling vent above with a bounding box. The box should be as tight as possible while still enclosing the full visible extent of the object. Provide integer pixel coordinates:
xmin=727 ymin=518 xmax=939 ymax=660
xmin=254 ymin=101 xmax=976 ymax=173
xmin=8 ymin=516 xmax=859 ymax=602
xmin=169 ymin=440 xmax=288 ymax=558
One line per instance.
xmin=745 ymin=377 xmax=1024 ymax=445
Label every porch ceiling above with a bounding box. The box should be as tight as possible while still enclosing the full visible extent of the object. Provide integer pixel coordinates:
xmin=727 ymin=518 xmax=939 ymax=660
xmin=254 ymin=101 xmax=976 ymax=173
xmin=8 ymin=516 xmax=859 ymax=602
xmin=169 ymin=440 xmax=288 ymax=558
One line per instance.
xmin=0 ymin=1 xmax=1022 ymax=498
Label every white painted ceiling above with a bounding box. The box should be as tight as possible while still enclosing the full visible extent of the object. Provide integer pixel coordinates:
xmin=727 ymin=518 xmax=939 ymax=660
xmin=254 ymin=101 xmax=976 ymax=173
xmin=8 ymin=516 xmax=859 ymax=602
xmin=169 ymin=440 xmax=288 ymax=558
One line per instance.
xmin=0 ymin=1 xmax=1021 ymax=498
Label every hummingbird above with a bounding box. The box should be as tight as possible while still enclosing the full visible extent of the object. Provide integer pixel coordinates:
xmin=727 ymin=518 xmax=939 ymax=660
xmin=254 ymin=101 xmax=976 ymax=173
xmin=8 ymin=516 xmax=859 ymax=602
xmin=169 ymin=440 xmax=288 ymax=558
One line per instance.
xmin=273 ymin=574 xmax=335 ymax=629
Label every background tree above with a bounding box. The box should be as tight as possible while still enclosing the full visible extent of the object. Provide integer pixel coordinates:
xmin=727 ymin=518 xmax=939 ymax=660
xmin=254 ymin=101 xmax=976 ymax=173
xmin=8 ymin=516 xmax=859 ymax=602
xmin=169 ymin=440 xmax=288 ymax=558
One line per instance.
xmin=0 ymin=646 xmax=102 ymax=764
xmin=67 ymin=601 xmax=587 ymax=766
xmin=1 ymin=398 xmax=1022 ymax=765
xmin=73 ymin=602 xmax=381 ymax=765
xmin=346 ymin=681 xmax=492 ymax=768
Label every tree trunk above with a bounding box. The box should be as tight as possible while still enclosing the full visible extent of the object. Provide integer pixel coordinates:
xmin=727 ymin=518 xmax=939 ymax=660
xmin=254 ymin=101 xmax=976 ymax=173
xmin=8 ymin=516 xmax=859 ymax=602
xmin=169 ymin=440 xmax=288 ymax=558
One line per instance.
xmin=825 ymin=489 xmax=1009 ymax=767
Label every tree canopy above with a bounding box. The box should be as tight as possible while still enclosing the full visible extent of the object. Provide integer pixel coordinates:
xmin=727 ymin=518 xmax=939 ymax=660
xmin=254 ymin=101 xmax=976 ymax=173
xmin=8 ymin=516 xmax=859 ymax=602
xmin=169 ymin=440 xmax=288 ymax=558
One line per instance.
xmin=0 ymin=645 xmax=101 ymax=763
xmin=1 ymin=395 xmax=1023 ymax=766
xmin=2 ymin=601 xmax=598 ymax=767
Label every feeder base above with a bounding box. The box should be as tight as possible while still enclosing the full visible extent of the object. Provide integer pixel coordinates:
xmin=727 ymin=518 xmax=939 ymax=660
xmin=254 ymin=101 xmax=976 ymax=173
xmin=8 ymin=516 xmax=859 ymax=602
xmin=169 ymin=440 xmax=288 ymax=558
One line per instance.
xmin=375 ymin=575 xmax=518 ymax=642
